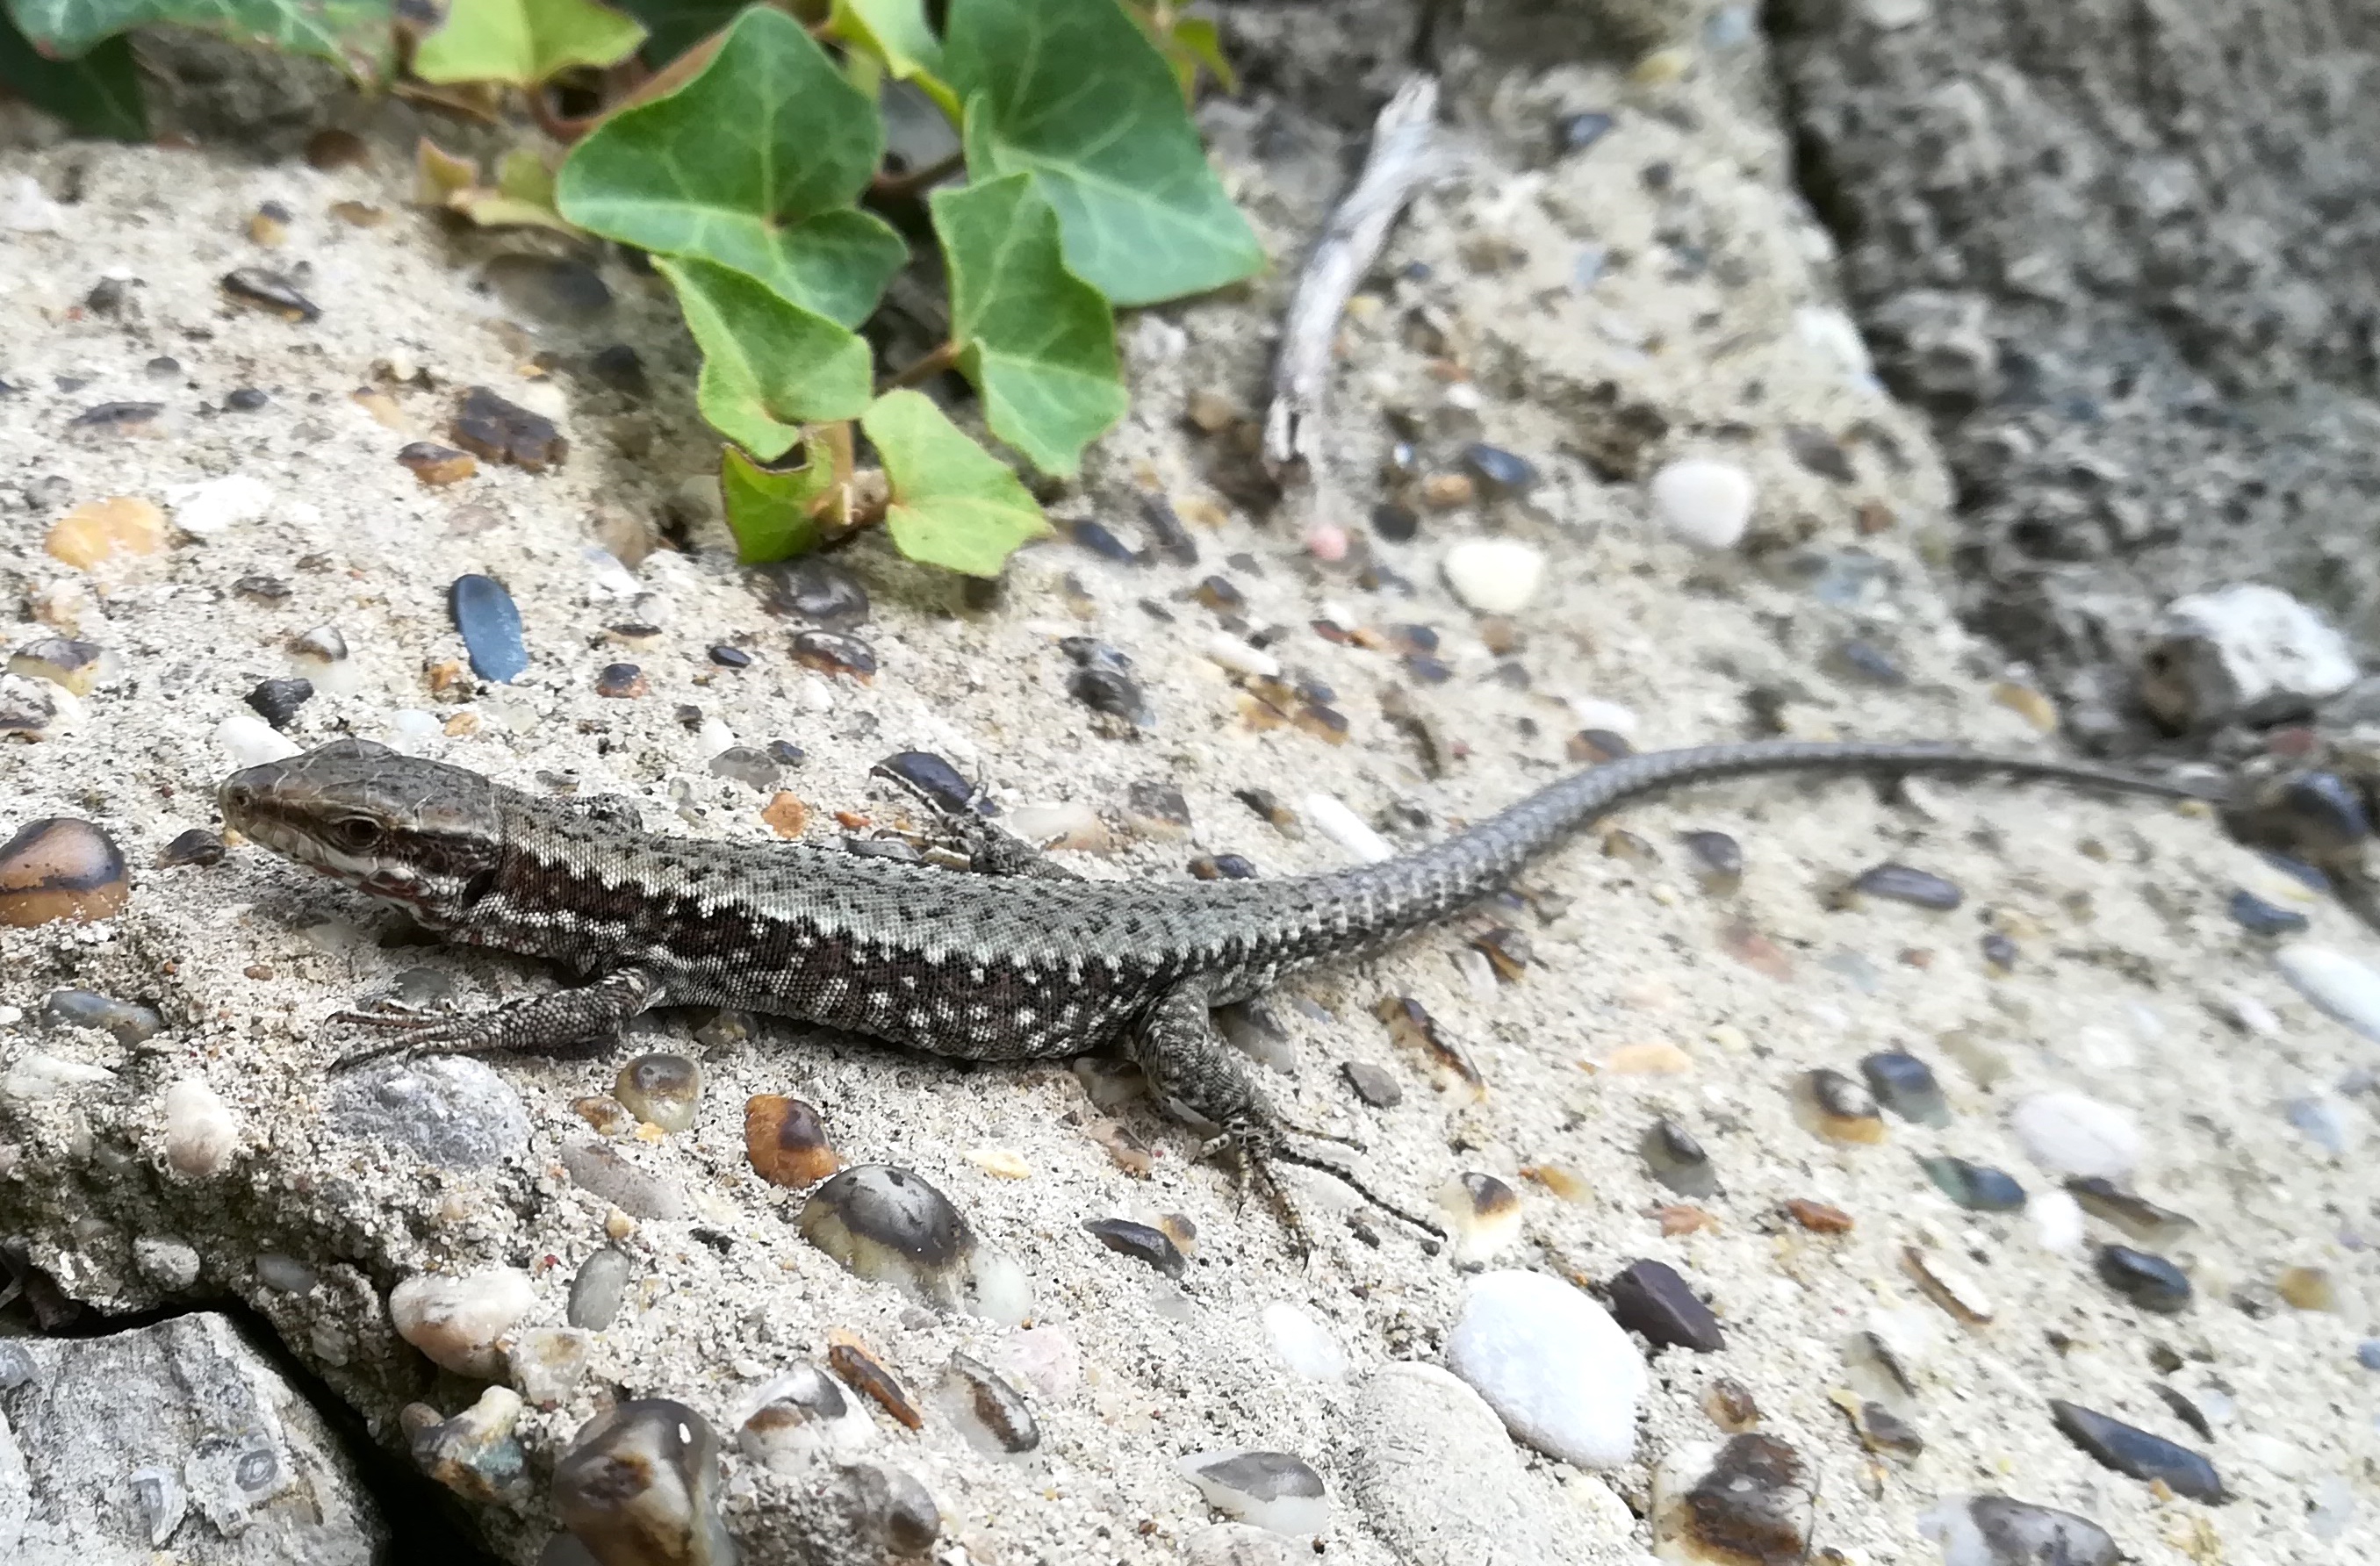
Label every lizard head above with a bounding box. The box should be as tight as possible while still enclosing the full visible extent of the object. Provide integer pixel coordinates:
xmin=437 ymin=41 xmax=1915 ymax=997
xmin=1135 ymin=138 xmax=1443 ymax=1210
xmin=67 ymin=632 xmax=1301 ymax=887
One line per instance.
xmin=219 ymin=737 xmax=503 ymax=928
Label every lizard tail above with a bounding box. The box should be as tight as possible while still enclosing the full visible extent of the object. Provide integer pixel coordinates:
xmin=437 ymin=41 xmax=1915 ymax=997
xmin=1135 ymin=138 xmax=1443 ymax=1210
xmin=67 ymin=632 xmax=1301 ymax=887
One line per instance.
xmin=1285 ymin=740 xmax=2214 ymax=952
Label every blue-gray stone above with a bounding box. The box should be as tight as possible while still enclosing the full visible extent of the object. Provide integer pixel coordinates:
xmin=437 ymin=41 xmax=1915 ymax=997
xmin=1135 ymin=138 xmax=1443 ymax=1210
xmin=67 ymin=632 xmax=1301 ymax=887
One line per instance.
xmin=1920 ymin=1155 xmax=2026 ymax=1212
xmin=1852 ymin=862 xmax=1962 ymax=911
xmin=2356 ymin=1340 xmax=2380 ymax=1371
xmin=2228 ymin=888 xmax=2309 ymax=936
xmin=2094 ymin=1245 xmax=2191 ymax=1313
xmin=1862 ymin=1051 xmax=1950 ymax=1125
xmin=40 ymin=988 xmax=162 ymax=1045
xmin=1461 ymin=443 xmax=1540 ymax=498
xmin=1556 ymin=111 xmax=1614 ymax=152
xmin=449 ymin=574 xmax=527 ymax=682
xmin=2050 ymin=1400 xmax=2224 ymax=1503
xmin=326 ymin=1055 xmax=529 ymax=1169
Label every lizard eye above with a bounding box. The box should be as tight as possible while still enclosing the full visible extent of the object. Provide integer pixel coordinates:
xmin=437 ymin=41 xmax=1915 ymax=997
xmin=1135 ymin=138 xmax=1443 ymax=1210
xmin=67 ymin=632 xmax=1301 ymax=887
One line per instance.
xmin=330 ymin=816 xmax=384 ymax=851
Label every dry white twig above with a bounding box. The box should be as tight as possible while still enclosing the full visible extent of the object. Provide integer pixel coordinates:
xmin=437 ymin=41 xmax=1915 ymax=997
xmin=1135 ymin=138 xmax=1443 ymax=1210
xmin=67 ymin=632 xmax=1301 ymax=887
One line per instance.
xmin=1263 ymin=74 xmax=1440 ymax=479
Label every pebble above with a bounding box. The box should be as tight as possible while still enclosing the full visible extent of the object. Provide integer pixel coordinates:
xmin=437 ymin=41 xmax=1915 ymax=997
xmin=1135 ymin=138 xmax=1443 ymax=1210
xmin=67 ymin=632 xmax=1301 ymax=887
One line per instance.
xmin=1795 ymin=1067 xmax=1886 ymax=1145
xmin=1345 ymin=1361 xmax=1556 ymax=1565
xmin=1827 ymin=637 xmax=1906 ymax=686
xmin=566 ymin=1249 xmax=632 ymax=1331
xmin=449 ymin=574 xmax=528 ymax=682
xmin=2010 ymin=1092 xmax=2139 ymax=1180
xmin=2138 ymin=583 xmax=2355 ymax=730
xmin=1444 ymin=1269 xmax=1647 ymax=1468
xmin=614 ymin=1052 xmax=701 ymax=1131
xmin=744 ymin=1094 xmax=839 ymax=1187
xmin=451 ymin=385 xmax=567 ymax=471
xmin=2049 ymin=1399 xmax=2225 ymax=1503
xmin=2094 ymin=1245 xmax=2192 ymax=1312
xmin=1438 ymin=1173 xmax=1523 ymax=1261
xmin=390 ymin=1268 xmax=535 ymax=1376
xmin=2064 ymin=1177 xmax=2197 ymax=1245
xmin=1679 ymin=830 xmax=1743 ymax=895
xmin=2283 ymin=1095 xmax=2349 ymax=1154
xmin=2228 ymin=887 xmax=2309 ymax=935
xmin=1441 ymin=538 xmax=1547 ymax=614
xmin=325 ymin=1056 xmax=529 ymax=1170
xmin=1921 ymin=1156 xmax=2026 ymax=1212
xmin=759 ymin=557 xmax=870 ymax=624
xmin=562 ymin=1140 xmax=690 ymax=1219
xmin=1784 ymin=1197 xmax=1853 ymax=1232
xmin=1847 ymin=861 xmax=1963 ymax=910
xmin=1083 ymin=1217 xmax=1186 ymax=1277
xmin=132 ymin=1234 xmax=203 ymax=1291
xmin=1460 ymin=442 xmax=1539 ymax=498
xmin=935 ymin=1352 xmax=1040 ymax=1456
xmin=288 ymin=625 xmax=360 ymax=695
xmin=1861 ymin=1050 xmax=1949 ymax=1125
xmin=828 ymin=1332 xmax=923 ymax=1428
xmin=165 ymin=474 xmax=272 ymax=536
xmin=213 ymin=712 xmax=301 ymax=768
xmin=877 ymin=751 xmax=985 ymax=816
xmin=1305 ymin=794 xmax=1395 ymax=863
xmin=1642 ymin=1117 xmax=1718 ymax=1196
xmin=46 ymin=495 xmax=166 ymax=569
xmin=1605 ymin=1259 xmax=1724 ymax=1353
xmin=737 ymin=1364 xmax=877 ymax=1470
xmin=220 ymin=267 xmax=320 ymax=321
xmin=225 ymin=387 xmax=270 ymax=410
xmin=1341 ymin=1060 xmax=1402 ymax=1107
xmin=244 ymin=676 xmax=313 ymax=729
xmin=827 ymin=1462 xmax=942 ymax=1556
xmin=406 ymin=1387 xmax=529 ymax=1503
xmin=1375 ymin=995 xmax=1486 ymax=1099
xmin=1903 ymin=1246 xmax=1994 ymax=1325
xmin=1650 ymin=1434 xmax=1813 ymax=1564
xmin=1177 ymin=1451 xmax=1329 ymax=1536
xmin=1919 ymin=1494 xmax=2118 ymax=1566
xmin=2275 ymin=942 xmax=2380 ymax=1042
xmin=1557 ymin=109 xmax=1616 ymax=150
xmin=162 ymin=1077 xmax=238 ymax=1176
xmin=512 ymin=1328 xmax=593 ymax=1411
xmin=40 ymin=987 xmax=161 ymax=1044
xmin=708 ymin=746 xmax=780 ymax=791
xmin=1649 ymin=458 xmax=1755 ymax=550
xmin=553 ymin=1401 xmax=733 ymax=1566
xmin=2277 ymin=1264 xmax=2336 ymax=1311
xmin=10 ymin=636 xmax=119 ymax=694
xmin=798 ymin=1164 xmax=1030 ymax=1323
xmin=0 ymin=816 xmax=128 ymax=929
xmin=1261 ymin=1303 xmax=1346 ymax=1381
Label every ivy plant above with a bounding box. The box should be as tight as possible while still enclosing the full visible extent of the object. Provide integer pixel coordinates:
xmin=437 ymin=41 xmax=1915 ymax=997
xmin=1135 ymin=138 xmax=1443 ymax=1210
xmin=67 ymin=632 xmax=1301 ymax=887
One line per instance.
xmin=0 ymin=0 xmax=1265 ymax=577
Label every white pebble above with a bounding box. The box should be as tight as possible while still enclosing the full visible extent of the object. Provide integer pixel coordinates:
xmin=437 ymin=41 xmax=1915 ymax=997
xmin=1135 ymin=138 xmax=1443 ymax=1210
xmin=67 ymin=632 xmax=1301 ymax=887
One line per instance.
xmin=214 ymin=713 xmax=300 ymax=768
xmin=1565 ymin=696 xmax=1641 ymax=736
xmin=1203 ymin=632 xmax=1281 ymax=679
xmin=1443 ymin=1269 xmax=1646 ymax=1468
xmin=164 ymin=475 xmax=273 ymax=537
xmin=1005 ymin=1324 xmax=1080 ymax=1401
xmin=1177 ymin=1449 xmax=1328 ymax=1535
xmin=2010 ymin=1091 xmax=2140 ymax=1181
xmin=967 ymin=1248 xmax=1032 ymax=1328
xmin=1303 ymin=794 xmax=1394 ymax=864
xmin=388 ymin=709 xmax=444 ymax=748
xmin=162 ymin=1077 xmax=239 ymax=1177
xmin=695 ymin=718 xmax=737 ymax=759
xmin=1794 ymin=304 xmax=1878 ymax=382
xmin=389 ymin=1268 xmax=535 ymax=1376
xmin=2028 ymin=1188 xmax=2086 ymax=1255
xmin=2276 ymin=943 xmax=2380 ymax=1043
xmin=1649 ymin=458 xmax=1755 ymax=550
xmin=2218 ymin=990 xmax=2283 ymax=1038
xmin=1260 ymin=1303 xmax=1346 ymax=1381
xmin=0 ymin=1053 xmax=115 ymax=1103
xmin=1441 ymin=538 xmax=1546 ymax=615
xmin=583 ymin=546 xmax=643 ymax=600
xmin=1 ymin=174 xmax=65 ymax=233
xmin=1345 ymin=1362 xmax=1551 ymax=1565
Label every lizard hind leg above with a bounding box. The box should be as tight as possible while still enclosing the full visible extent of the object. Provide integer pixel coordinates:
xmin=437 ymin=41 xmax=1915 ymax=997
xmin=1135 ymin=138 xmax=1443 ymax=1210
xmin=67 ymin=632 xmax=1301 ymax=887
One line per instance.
xmin=1126 ymin=980 xmax=1442 ymax=1250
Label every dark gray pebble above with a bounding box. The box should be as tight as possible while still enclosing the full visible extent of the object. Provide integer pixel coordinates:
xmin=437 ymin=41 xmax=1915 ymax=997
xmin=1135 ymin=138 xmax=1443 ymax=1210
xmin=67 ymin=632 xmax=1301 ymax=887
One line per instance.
xmin=2095 ymin=1245 xmax=2192 ymax=1313
xmin=876 ymin=751 xmax=986 ymax=816
xmin=1188 ymin=854 xmax=1258 ymax=880
xmin=243 ymin=677 xmax=313 ymax=729
xmin=1981 ymin=930 xmax=2017 ymax=972
xmin=1851 ymin=862 xmax=1962 ymax=911
xmin=708 ymin=747 xmax=780 ymax=791
xmin=1341 ymin=1061 xmax=1402 ymax=1108
xmin=220 ymin=268 xmax=320 ymax=322
xmin=1068 ymin=519 xmax=1137 ymax=563
xmin=449 ymin=574 xmax=528 ymax=682
xmin=708 ymin=643 xmax=751 ymax=668
xmin=1784 ymin=424 xmax=1856 ymax=483
xmin=223 ymin=388 xmax=270 ymax=411
xmin=790 ymin=629 xmax=877 ymax=679
xmin=1461 ymin=443 xmax=1539 ymax=498
xmin=69 ymin=401 xmax=162 ymax=431
xmin=1557 ymin=110 xmax=1615 ymax=151
xmin=2226 ymin=888 xmax=2308 ymax=936
xmin=2049 ymin=1400 xmax=2224 ymax=1503
xmin=1082 ymin=1218 xmax=1184 ymax=1278
xmin=1828 ymin=639 xmax=1907 ymax=687
xmin=1641 ymin=1117 xmax=1717 ymax=1196
xmin=1371 ymin=503 xmax=1419 ymax=542
xmin=1069 ymin=667 xmax=1154 ymax=728
xmin=1861 ymin=1051 xmax=1949 ymax=1126
xmin=1138 ymin=496 xmax=1197 ymax=566
xmin=1605 ymin=1258 xmax=1724 ymax=1353
xmin=40 ymin=988 xmax=162 ymax=1044
xmin=481 ymin=254 xmax=612 ymax=324
xmin=157 ymin=828 xmax=225 ymax=867
xmin=1919 ymin=1155 xmax=2025 ymax=1212
xmin=1680 ymin=830 xmax=1743 ymax=895
xmin=758 ymin=557 xmax=869 ymax=626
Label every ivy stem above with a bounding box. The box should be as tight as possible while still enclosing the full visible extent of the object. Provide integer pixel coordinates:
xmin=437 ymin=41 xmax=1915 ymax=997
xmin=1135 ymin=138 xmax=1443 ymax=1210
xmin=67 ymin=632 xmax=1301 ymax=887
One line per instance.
xmin=881 ymin=340 xmax=960 ymax=392
xmin=870 ymin=152 xmax=966 ymax=203
xmin=818 ymin=421 xmax=855 ymax=496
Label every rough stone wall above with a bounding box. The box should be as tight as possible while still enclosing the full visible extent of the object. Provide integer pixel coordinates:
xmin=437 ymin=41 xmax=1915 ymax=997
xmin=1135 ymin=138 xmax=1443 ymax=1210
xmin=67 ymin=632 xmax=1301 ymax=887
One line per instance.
xmin=1769 ymin=0 xmax=2380 ymax=745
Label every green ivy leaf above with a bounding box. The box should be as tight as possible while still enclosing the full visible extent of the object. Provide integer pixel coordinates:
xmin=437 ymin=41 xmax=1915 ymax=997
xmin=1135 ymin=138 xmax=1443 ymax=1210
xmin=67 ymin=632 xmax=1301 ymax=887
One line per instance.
xmin=1161 ymin=14 xmax=1233 ymax=96
xmin=656 ymin=255 xmax=871 ymax=461
xmin=413 ymin=0 xmax=644 ymax=86
xmin=943 ymin=0 xmax=1262 ymax=307
xmin=828 ymin=0 xmax=937 ymax=80
xmin=720 ymin=437 xmax=834 ymax=564
xmin=932 ymin=173 xmax=1124 ymax=477
xmin=6 ymin=0 xmax=391 ymax=75
xmin=0 ymin=10 xmax=145 ymax=138
xmin=862 ymin=389 xmax=1051 ymax=577
xmin=557 ymin=5 xmax=905 ymax=327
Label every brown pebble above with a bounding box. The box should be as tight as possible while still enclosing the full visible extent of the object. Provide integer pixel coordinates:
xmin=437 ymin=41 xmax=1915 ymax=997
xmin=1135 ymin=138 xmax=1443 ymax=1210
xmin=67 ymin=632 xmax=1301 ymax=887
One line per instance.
xmin=0 ymin=817 xmax=130 ymax=927
xmin=329 ymin=200 xmax=387 ymax=228
xmin=305 ymin=128 xmax=370 ymax=169
xmin=248 ymin=204 xmax=290 ymax=248
xmin=1783 ymin=1198 xmax=1853 ymax=1233
xmin=571 ymin=1095 xmax=634 ymax=1136
xmin=827 ymin=1331 xmax=923 ymax=1429
xmin=1292 ymin=702 xmax=1350 ymax=745
xmin=1794 ymin=1068 xmax=1886 ymax=1145
xmin=1720 ymin=919 xmax=1794 ymax=981
xmin=2276 ymin=1266 xmax=2335 ymax=1311
xmin=1656 ymin=1204 xmax=1718 ymax=1236
xmin=593 ymin=663 xmax=648 ymax=699
xmin=790 ymin=629 xmax=877 ymax=681
xmin=1373 ymin=995 xmax=1486 ymax=1101
xmin=1088 ymin=1118 xmax=1154 ymax=1176
xmin=1568 ymin=729 xmax=1633 ymax=764
xmin=398 ymin=442 xmax=477 ymax=485
xmin=1470 ymin=925 xmax=1531 ymax=981
xmin=450 ymin=385 xmax=566 ymax=471
xmin=744 ymin=1095 xmax=839 ymax=1188
xmin=156 ymin=828 xmax=226 ymax=867
xmin=1519 ymin=1162 xmax=1590 ymax=1202
xmin=46 ymin=497 xmax=165 ymax=569
xmin=761 ymin=793 xmax=809 ymax=839
xmin=1418 ymin=472 xmax=1476 ymax=509
xmin=220 ymin=268 xmax=320 ymax=322
xmin=1183 ymin=391 xmax=1239 ymax=433
xmin=1705 ymin=1379 xmax=1761 ymax=1433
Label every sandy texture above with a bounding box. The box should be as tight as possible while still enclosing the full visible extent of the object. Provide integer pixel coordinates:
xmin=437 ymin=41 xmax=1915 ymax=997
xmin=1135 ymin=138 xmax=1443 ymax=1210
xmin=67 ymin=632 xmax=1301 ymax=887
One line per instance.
xmin=2 ymin=13 xmax=2376 ymax=1566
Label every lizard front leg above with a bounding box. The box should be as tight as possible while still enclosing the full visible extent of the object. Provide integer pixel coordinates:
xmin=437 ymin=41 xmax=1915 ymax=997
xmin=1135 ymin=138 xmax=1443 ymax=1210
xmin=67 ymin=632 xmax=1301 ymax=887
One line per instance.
xmin=331 ymin=965 xmax=669 ymax=1070
xmin=1126 ymin=978 xmax=1441 ymax=1253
